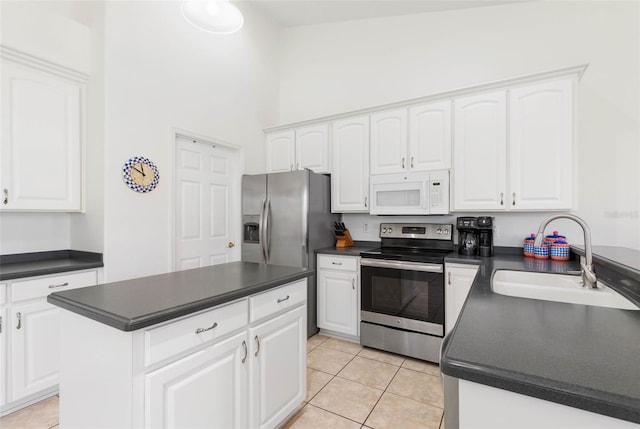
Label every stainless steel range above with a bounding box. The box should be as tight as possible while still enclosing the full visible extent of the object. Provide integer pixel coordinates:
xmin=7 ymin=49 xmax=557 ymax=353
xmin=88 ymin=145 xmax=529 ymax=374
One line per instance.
xmin=360 ymin=223 xmax=453 ymax=363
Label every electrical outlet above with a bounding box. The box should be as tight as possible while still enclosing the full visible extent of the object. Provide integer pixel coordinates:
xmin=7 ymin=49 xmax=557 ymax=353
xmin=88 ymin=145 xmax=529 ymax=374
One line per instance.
xmin=363 ymin=223 xmax=368 ymax=233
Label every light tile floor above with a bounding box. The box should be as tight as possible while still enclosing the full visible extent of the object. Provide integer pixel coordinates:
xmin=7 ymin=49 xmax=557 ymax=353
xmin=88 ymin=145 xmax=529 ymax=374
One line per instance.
xmin=0 ymin=335 xmax=444 ymax=429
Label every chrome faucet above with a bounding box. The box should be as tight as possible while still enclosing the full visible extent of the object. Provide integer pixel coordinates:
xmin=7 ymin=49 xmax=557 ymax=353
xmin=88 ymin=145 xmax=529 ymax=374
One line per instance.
xmin=533 ymin=214 xmax=597 ymax=288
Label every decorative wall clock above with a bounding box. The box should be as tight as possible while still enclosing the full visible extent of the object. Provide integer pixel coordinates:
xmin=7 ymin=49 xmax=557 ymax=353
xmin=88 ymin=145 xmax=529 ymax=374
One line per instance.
xmin=122 ymin=156 xmax=160 ymax=193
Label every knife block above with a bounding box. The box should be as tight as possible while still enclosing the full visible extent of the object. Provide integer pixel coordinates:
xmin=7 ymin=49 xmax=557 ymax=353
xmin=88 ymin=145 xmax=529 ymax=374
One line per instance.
xmin=336 ymin=229 xmax=355 ymax=248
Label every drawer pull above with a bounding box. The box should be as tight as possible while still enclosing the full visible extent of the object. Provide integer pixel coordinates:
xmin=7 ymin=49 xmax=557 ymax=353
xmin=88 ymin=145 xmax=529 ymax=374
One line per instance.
xmin=16 ymin=312 xmax=21 ymax=330
xmin=277 ymin=295 xmax=290 ymax=304
xmin=331 ymin=262 xmax=343 ymax=266
xmin=195 ymin=322 xmax=218 ymax=334
xmin=48 ymin=282 xmax=70 ymax=289
xmin=241 ymin=340 xmax=248 ymax=364
xmin=254 ymin=335 xmax=260 ymax=357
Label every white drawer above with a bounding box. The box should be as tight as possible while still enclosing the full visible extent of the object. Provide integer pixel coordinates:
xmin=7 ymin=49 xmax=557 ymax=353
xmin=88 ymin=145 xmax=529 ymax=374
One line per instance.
xmin=0 ymin=283 xmax=6 ymax=305
xmin=11 ymin=270 xmax=98 ymax=302
xmin=144 ymin=299 xmax=248 ymax=367
xmin=250 ymin=279 xmax=307 ymax=323
xmin=318 ymin=255 xmax=359 ymax=272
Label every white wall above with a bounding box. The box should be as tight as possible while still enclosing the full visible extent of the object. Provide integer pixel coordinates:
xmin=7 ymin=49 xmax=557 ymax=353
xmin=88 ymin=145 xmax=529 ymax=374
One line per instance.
xmin=101 ymin=1 xmax=280 ymax=281
xmin=0 ymin=213 xmax=70 ymax=254
xmin=278 ymin=1 xmax=640 ymax=250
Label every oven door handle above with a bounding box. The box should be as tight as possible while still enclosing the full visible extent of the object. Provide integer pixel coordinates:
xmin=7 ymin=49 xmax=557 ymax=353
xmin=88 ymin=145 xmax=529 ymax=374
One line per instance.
xmin=360 ymin=259 xmax=443 ymax=273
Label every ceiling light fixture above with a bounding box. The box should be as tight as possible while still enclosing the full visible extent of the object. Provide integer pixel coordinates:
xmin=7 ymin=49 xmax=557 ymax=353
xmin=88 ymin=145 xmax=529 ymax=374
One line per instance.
xmin=181 ymin=0 xmax=244 ymax=35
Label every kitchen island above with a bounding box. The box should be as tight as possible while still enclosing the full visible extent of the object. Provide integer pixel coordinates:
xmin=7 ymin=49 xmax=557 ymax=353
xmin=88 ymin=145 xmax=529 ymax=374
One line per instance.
xmin=48 ymin=261 xmax=312 ymax=429
xmin=441 ymin=249 xmax=640 ymax=428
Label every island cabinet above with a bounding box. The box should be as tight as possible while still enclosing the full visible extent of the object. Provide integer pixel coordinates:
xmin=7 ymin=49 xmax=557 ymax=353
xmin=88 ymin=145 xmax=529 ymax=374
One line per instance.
xmin=58 ymin=279 xmax=307 ymax=429
xmin=452 ymin=77 xmax=574 ymax=211
xmin=0 ymin=270 xmax=98 ymax=416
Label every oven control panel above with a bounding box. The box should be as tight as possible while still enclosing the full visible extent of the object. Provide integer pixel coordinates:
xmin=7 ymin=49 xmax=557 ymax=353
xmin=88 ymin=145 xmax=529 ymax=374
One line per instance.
xmin=379 ymin=223 xmax=452 ymax=240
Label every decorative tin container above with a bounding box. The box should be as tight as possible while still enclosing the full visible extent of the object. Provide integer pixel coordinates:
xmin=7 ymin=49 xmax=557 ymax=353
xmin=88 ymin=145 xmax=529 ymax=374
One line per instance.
xmin=534 ymin=243 xmax=549 ymax=259
xmin=544 ymin=231 xmax=566 ymax=247
xmin=523 ymin=233 xmax=535 ymax=257
xmin=550 ymin=240 xmax=570 ymax=261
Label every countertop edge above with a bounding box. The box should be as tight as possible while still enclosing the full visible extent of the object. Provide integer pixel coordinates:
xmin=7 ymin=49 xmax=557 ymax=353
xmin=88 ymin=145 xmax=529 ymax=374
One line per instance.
xmin=47 ymin=269 xmax=312 ymax=331
xmin=0 ymin=250 xmax=104 ymax=281
xmin=1 ymin=261 xmax=105 ymax=281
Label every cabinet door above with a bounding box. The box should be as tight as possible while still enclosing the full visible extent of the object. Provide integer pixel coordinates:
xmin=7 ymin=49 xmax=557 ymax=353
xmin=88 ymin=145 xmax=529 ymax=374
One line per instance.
xmin=452 ymin=91 xmax=507 ymax=211
xmin=266 ymin=130 xmax=295 ymax=173
xmin=317 ymin=270 xmax=358 ymax=336
xmin=509 ymin=78 xmax=573 ymax=210
xmin=370 ymin=108 xmax=408 ymax=175
xmin=445 ymin=264 xmax=479 ymax=334
xmin=10 ymin=300 xmax=61 ymax=400
xmin=250 ymin=306 xmax=306 ymax=429
xmin=409 ymin=100 xmax=452 ymax=171
xmin=295 ymin=124 xmax=330 ymax=173
xmin=145 ymin=332 xmax=249 ymax=429
xmin=331 ymin=116 xmax=370 ymax=212
xmin=0 ymin=60 xmax=83 ymax=211
xmin=0 ymin=306 xmax=6 ymax=407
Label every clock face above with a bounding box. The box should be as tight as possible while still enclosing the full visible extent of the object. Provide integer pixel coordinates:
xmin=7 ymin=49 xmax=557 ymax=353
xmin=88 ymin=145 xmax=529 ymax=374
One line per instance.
xmin=123 ymin=156 xmax=159 ymax=193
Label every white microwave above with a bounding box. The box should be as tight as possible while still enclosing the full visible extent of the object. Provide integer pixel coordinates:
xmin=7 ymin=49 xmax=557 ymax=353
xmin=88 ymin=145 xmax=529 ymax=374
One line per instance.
xmin=369 ymin=170 xmax=449 ymax=215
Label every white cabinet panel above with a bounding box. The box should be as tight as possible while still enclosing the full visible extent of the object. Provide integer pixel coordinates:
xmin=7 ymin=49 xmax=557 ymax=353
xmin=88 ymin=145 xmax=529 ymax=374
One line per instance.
xmin=295 ymin=124 xmax=330 ymax=173
xmin=409 ymin=100 xmax=452 ymax=171
xmin=509 ymin=78 xmax=573 ymax=210
xmin=145 ymin=332 xmax=249 ymax=429
xmin=317 ymin=270 xmax=358 ymax=336
xmin=249 ymin=280 xmax=306 ymax=323
xmin=0 ymin=307 xmax=6 ymax=407
xmin=0 ymin=60 xmax=84 ymax=211
xmin=10 ymin=300 xmax=61 ymax=400
xmin=11 ymin=270 xmax=97 ymax=302
xmin=317 ymin=255 xmax=359 ymax=272
xmin=452 ymin=91 xmax=507 ymax=211
xmin=370 ymin=109 xmax=408 ymax=175
xmin=266 ymin=131 xmax=295 ymax=173
xmin=445 ymin=264 xmax=479 ymax=334
xmin=331 ymin=116 xmax=370 ymax=212
xmin=250 ymin=305 xmax=306 ymax=429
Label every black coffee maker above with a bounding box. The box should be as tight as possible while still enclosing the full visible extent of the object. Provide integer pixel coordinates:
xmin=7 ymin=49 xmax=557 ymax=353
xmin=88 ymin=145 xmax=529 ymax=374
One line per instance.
xmin=456 ymin=217 xmax=479 ymax=256
xmin=477 ymin=216 xmax=494 ymax=257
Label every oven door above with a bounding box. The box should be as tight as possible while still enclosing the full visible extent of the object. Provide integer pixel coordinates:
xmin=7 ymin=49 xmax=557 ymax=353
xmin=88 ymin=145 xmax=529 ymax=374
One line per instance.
xmin=360 ymin=259 xmax=444 ymax=337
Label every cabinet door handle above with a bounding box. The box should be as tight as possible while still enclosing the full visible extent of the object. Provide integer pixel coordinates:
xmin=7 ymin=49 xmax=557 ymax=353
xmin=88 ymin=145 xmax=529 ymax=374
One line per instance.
xmin=448 ymin=272 xmax=452 ymax=285
xmin=410 ymin=157 xmax=414 ymax=169
xmin=500 ymin=192 xmax=504 ymax=206
xmin=195 ymin=322 xmax=218 ymax=334
xmin=48 ymin=282 xmax=69 ymax=289
xmin=2 ymin=188 xmax=7 ymax=205
xmin=290 ymin=164 xmax=293 ymax=171
xmin=277 ymin=295 xmax=290 ymax=303
xmin=512 ymin=192 xmax=516 ymax=206
xmin=364 ymin=196 xmax=368 ymax=207
xmin=402 ymin=157 xmax=405 ymax=169
xmin=331 ymin=262 xmax=342 ymax=266
xmin=352 ymin=279 xmax=355 ymax=290
xmin=241 ymin=340 xmax=248 ymax=364
xmin=16 ymin=312 xmax=21 ymax=330
xmin=254 ymin=335 xmax=260 ymax=357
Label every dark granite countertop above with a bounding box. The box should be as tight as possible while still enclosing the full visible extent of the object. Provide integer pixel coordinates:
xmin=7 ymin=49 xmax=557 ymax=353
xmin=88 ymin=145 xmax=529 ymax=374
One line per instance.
xmin=316 ymin=241 xmax=380 ymax=257
xmin=48 ymin=262 xmax=313 ymax=332
xmin=0 ymin=250 xmax=104 ymax=281
xmin=441 ymin=249 xmax=640 ymax=424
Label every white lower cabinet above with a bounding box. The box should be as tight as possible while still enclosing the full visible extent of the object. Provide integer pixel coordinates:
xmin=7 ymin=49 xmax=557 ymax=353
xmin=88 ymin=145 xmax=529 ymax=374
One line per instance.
xmin=317 ymin=255 xmax=360 ymax=338
xmin=445 ymin=263 xmax=479 ymax=335
xmin=0 ymin=270 xmax=98 ymax=416
xmin=145 ymin=332 xmax=249 ymax=429
xmin=250 ymin=305 xmax=306 ymax=429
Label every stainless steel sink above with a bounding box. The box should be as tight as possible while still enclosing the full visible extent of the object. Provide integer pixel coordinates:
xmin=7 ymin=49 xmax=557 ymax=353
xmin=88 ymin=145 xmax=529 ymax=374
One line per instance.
xmin=492 ymin=270 xmax=638 ymax=310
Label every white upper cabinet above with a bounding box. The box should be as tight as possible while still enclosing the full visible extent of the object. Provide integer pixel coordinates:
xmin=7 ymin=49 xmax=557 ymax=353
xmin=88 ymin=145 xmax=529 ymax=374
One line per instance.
xmin=509 ymin=78 xmax=574 ymax=210
xmin=452 ymin=78 xmax=575 ymax=212
xmin=452 ymin=91 xmax=508 ymax=211
xmin=0 ymin=60 xmax=85 ymax=211
xmin=266 ymin=124 xmax=330 ymax=174
xmin=266 ymin=130 xmax=295 ymax=173
xmin=409 ymin=100 xmax=452 ymax=171
xmin=331 ymin=116 xmax=370 ymax=213
xmin=369 ymin=109 xmax=408 ymax=175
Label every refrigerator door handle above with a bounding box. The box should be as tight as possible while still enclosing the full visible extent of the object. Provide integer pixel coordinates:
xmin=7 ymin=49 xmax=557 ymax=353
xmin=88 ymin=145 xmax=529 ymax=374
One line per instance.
xmin=259 ymin=198 xmax=267 ymax=263
xmin=264 ymin=199 xmax=272 ymax=261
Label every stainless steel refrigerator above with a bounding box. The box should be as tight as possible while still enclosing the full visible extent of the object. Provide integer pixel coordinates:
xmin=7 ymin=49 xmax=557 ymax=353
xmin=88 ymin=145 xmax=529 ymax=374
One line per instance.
xmin=241 ymin=170 xmax=339 ymax=337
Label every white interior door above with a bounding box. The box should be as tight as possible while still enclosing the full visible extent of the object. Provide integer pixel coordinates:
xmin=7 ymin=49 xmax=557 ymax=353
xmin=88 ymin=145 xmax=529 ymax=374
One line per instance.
xmin=175 ymin=135 xmax=240 ymax=271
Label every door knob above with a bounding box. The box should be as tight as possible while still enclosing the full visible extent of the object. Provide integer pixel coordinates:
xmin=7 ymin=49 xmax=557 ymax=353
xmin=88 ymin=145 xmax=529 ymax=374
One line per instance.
xmin=227 ymin=242 xmax=235 ymax=248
